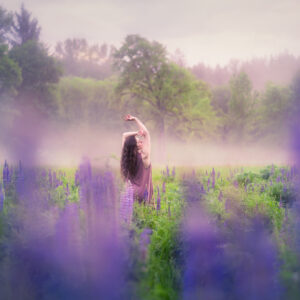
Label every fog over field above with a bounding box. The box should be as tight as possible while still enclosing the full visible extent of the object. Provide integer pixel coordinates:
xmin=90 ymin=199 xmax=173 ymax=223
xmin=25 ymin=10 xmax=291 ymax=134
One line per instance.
xmin=1 ymin=123 xmax=292 ymax=168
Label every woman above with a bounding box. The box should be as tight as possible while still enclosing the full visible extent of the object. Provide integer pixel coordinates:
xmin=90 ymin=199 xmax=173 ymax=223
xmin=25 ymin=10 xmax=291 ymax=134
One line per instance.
xmin=121 ymin=114 xmax=154 ymax=206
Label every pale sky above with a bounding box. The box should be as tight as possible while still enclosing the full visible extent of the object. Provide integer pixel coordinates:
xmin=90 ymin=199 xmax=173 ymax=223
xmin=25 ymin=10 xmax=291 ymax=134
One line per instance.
xmin=2 ymin=0 xmax=300 ymax=66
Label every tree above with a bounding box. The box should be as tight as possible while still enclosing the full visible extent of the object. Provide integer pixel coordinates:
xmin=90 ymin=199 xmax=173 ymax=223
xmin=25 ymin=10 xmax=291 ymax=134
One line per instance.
xmin=55 ymin=38 xmax=114 ymax=79
xmin=0 ymin=44 xmax=22 ymax=97
xmin=56 ymin=77 xmax=120 ymax=128
xmin=9 ymin=40 xmax=62 ymax=114
xmin=114 ymin=34 xmax=215 ymax=144
xmin=261 ymin=84 xmax=291 ymax=127
xmin=12 ymin=4 xmax=40 ymax=46
xmin=0 ymin=6 xmax=13 ymax=44
xmin=228 ymin=72 xmax=255 ymax=141
xmin=211 ymin=86 xmax=231 ymax=141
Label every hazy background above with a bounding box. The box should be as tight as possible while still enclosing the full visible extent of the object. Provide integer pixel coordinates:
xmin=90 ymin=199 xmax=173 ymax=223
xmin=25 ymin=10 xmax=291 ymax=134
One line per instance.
xmin=3 ymin=0 xmax=300 ymax=66
xmin=0 ymin=1 xmax=299 ymax=167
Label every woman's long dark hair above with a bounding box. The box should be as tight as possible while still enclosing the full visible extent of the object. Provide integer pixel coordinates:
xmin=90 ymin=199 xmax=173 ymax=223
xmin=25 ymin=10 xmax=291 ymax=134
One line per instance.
xmin=121 ymin=135 xmax=138 ymax=182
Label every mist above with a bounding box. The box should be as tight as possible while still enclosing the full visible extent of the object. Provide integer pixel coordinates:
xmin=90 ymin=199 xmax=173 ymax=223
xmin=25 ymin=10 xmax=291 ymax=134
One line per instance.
xmin=0 ymin=119 xmax=291 ymax=168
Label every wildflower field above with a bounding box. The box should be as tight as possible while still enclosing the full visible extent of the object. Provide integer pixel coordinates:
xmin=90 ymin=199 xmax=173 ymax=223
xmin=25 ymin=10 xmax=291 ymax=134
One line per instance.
xmin=1 ymin=160 xmax=300 ymax=300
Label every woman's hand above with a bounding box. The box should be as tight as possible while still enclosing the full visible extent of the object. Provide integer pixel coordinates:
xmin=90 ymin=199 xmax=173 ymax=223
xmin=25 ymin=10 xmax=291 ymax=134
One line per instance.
xmin=124 ymin=114 xmax=135 ymax=121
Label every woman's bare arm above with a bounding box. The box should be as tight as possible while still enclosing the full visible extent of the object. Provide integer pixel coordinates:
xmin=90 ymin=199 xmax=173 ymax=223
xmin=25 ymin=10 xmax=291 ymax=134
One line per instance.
xmin=124 ymin=114 xmax=151 ymax=165
xmin=125 ymin=115 xmax=150 ymax=139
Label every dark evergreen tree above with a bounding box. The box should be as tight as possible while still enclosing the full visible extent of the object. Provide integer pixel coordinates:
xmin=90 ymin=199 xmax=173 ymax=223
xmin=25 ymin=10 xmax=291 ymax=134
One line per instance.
xmin=12 ymin=4 xmax=40 ymax=45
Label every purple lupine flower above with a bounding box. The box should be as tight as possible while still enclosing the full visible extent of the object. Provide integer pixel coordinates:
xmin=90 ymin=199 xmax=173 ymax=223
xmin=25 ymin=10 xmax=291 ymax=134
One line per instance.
xmin=211 ymin=168 xmax=215 ymax=177
xmin=233 ymin=180 xmax=239 ymax=188
xmin=53 ymin=171 xmax=57 ymax=186
xmin=172 ymin=166 xmax=176 ymax=177
xmin=139 ymin=228 xmax=153 ymax=261
xmin=211 ymin=168 xmax=215 ymax=189
xmin=0 ymin=184 xmax=4 ymax=211
xmin=183 ymin=211 xmax=231 ymax=300
xmin=276 ymin=176 xmax=280 ymax=183
xmin=200 ymin=184 xmax=205 ymax=194
xmin=271 ymin=164 xmax=275 ymax=175
xmin=225 ymin=199 xmax=230 ymax=211
xmin=218 ymin=191 xmax=223 ymax=202
xmin=65 ymin=183 xmax=70 ymax=199
xmin=166 ymin=165 xmax=170 ymax=177
xmin=286 ymin=170 xmax=290 ymax=181
xmin=207 ymin=183 xmax=210 ymax=192
xmin=120 ymin=183 xmax=134 ymax=224
xmin=0 ymin=159 xmax=128 ymax=299
xmin=212 ymin=177 xmax=215 ymax=190
xmin=48 ymin=170 xmax=53 ymax=188
xmin=162 ymin=181 xmax=166 ymax=193
xmin=231 ymin=217 xmax=283 ymax=300
xmin=260 ymin=185 xmax=265 ymax=193
xmin=74 ymin=169 xmax=79 ymax=186
xmin=168 ymin=201 xmax=171 ymax=217
xmin=183 ymin=173 xmax=205 ymax=204
xmin=16 ymin=162 xmax=25 ymax=196
xmin=55 ymin=178 xmax=62 ymax=188
xmin=156 ymin=186 xmax=161 ymax=211
xmin=3 ymin=160 xmax=10 ymax=188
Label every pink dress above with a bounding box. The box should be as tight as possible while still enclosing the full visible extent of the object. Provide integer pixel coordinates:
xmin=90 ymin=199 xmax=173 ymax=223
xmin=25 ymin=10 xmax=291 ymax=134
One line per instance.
xmin=130 ymin=153 xmax=153 ymax=205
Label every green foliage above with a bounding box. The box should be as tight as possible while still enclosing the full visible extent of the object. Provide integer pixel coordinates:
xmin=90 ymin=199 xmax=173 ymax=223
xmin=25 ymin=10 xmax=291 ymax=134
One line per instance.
xmin=56 ymin=76 xmax=121 ymax=127
xmin=0 ymin=44 xmax=22 ymax=96
xmin=255 ymin=83 xmax=292 ymax=143
xmin=211 ymin=86 xmax=231 ymax=141
xmin=228 ymin=72 xmax=256 ymax=141
xmin=235 ymin=171 xmax=259 ymax=186
xmin=10 ymin=41 xmax=61 ymax=92
xmin=132 ymin=176 xmax=184 ymax=300
xmin=259 ymin=165 xmax=274 ymax=180
xmin=114 ymin=34 xmax=216 ymax=140
xmin=266 ymin=182 xmax=296 ymax=207
xmin=9 ymin=40 xmax=62 ymax=113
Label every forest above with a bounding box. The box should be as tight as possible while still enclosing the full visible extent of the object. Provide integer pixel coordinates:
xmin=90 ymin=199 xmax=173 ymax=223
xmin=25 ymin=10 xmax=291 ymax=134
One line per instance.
xmin=1 ymin=4 xmax=300 ymax=148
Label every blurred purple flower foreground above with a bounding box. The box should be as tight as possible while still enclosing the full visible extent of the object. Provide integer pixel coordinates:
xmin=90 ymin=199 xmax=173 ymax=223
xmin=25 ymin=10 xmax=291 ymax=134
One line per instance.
xmin=0 ymin=158 xmax=129 ymax=300
xmin=182 ymin=174 xmax=282 ymax=300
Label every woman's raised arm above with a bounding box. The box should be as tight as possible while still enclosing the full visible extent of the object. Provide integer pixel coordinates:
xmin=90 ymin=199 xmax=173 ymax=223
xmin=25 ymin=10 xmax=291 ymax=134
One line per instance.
xmin=124 ymin=114 xmax=151 ymax=164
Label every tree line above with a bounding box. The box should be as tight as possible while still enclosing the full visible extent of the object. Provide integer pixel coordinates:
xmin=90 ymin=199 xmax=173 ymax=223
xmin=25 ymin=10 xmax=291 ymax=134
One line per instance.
xmin=0 ymin=4 xmax=299 ymax=145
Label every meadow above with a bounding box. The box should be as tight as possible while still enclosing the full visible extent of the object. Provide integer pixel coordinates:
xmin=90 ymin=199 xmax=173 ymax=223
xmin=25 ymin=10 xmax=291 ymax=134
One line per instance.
xmin=0 ymin=160 xmax=299 ymax=300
